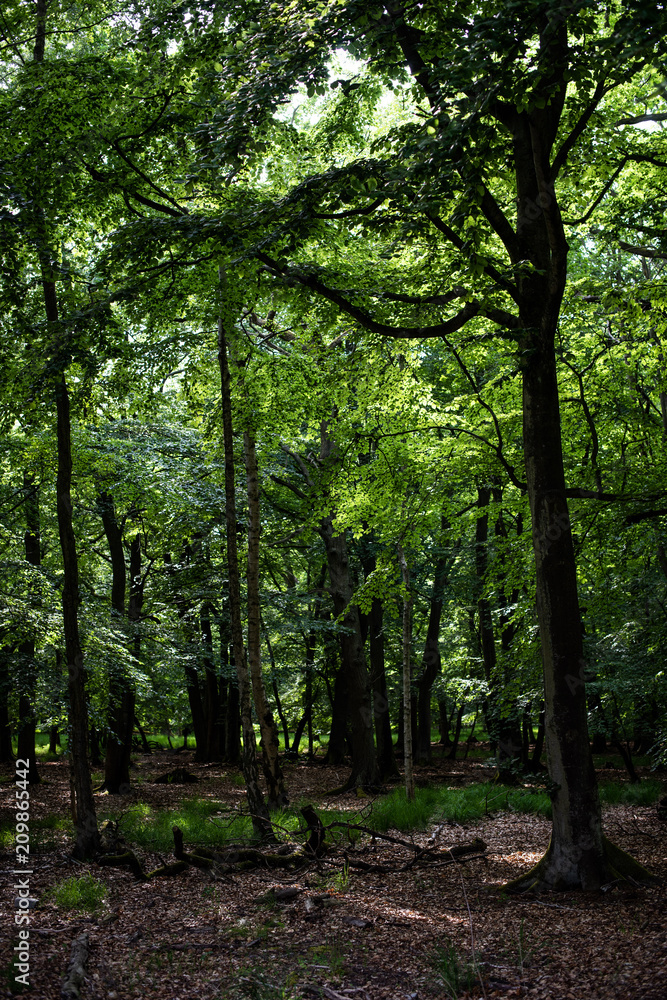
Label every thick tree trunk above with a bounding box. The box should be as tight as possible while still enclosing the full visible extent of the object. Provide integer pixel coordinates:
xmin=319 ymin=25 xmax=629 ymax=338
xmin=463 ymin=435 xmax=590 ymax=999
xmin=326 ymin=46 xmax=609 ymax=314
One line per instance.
xmin=217 ymin=268 xmax=272 ymax=837
xmin=325 ymin=656 xmax=348 ymax=764
xmin=319 ymin=424 xmax=378 ymax=790
xmin=320 ymin=519 xmax=378 ymax=788
xmin=360 ymin=548 xmax=397 ymax=779
xmin=511 ymin=218 xmax=651 ymax=885
xmin=244 ymin=430 xmax=288 ymax=808
xmin=368 ymin=595 xmax=397 ymax=777
xmin=220 ymin=617 xmax=241 ymax=764
xmin=17 ymin=473 xmax=40 ymax=785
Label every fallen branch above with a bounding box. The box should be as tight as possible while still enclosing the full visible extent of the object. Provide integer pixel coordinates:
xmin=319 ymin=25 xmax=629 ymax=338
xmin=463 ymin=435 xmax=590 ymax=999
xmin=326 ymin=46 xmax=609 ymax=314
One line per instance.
xmin=60 ymin=932 xmax=89 ymax=1000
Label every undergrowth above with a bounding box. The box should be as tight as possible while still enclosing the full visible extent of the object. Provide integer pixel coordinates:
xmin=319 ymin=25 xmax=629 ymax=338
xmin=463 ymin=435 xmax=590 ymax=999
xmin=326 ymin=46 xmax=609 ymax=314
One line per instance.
xmin=97 ymin=778 xmax=662 ymax=852
xmin=47 ymin=873 xmax=107 ymax=913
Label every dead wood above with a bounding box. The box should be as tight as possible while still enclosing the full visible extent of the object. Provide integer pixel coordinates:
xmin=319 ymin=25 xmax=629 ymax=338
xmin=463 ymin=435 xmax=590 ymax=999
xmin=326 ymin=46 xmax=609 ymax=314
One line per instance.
xmin=97 ymin=850 xmax=188 ymax=879
xmin=98 ymin=850 xmax=147 ymax=881
xmin=60 ymin=932 xmax=89 ymax=1000
xmin=301 ymin=803 xmax=326 ymax=856
xmin=172 ymin=825 xmax=215 ymax=868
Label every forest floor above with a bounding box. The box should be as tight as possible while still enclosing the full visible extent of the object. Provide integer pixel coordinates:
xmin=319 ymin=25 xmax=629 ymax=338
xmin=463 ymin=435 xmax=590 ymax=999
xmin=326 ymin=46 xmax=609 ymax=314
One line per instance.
xmin=1 ymin=750 xmax=666 ymax=1000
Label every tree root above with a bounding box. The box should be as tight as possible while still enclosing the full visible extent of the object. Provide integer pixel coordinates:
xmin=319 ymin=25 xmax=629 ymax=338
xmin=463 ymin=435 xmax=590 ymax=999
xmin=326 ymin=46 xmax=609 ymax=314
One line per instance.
xmin=503 ymin=835 xmax=662 ymax=893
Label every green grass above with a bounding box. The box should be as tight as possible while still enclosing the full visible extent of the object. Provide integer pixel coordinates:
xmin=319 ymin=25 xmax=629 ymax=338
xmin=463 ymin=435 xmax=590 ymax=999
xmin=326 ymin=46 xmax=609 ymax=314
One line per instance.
xmin=366 ymin=782 xmax=552 ymax=832
xmin=599 ymin=778 xmax=662 ymax=806
xmin=99 ymin=776 xmax=663 ymax=855
xmin=107 ymin=797 xmax=264 ymax=851
xmin=46 ymin=873 xmax=107 ymax=913
xmin=429 ymin=941 xmax=480 ymax=999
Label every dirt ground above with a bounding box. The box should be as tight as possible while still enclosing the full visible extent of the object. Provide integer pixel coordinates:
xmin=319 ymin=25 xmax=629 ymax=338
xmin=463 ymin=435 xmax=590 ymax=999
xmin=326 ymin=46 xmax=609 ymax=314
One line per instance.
xmin=1 ymin=752 xmax=665 ymax=1000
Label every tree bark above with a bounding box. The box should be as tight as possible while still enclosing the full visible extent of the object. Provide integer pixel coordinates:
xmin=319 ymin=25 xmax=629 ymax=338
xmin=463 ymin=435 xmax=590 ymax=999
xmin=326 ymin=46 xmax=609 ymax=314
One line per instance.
xmin=99 ymin=493 xmax=134 ymax=793
xmin=33 ymin=0 xmax=98 ymax=860
xmin=0 ymin=645 xmax=13 ymax=762
xmin=201 ymin=605 xmax=224 ymax=761
xmin=415 ymin=526 xmax=450 ymax=763
xmin=319 ymin=423 xmax=378 ymax=789
xmin=217 ymin=266 xmax=272 ymax=837
xmin=398 ymin=544 xmax=414 ymax=801
xmin=244 ymin=430 xmax=288 ymax=808
xmin=17 ymin=472 xmax=40 ymax=784
xmin=511 ymin=112 xmax=611 ymax=886
xmin=360 ymin=548 xmax=397 ymax=779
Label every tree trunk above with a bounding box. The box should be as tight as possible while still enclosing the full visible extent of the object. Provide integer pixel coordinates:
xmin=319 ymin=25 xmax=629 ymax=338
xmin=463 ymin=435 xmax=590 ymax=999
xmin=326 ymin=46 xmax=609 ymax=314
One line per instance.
xmin=398 ymin=545 xmax=414 ymax=801
xmin=438 ymin=698 xmax=452 ymax=747
xmin=217 ymin=266 xmax=272 ymax=838
xmin=415 ymin=528 xmax=449 ymax=763
xmin=220 ymin=615 xmax=241 ymax=764
xmin=99 ymin=493 xmax=134 ymax=793
xmin=33 ymin=0 xmax=97 ymax=860
xmin=56 ymin=369 xmax=99 ymax=858
xmin=447 ymin=703 xmax=465 ymax=761
xmin=17 ymin=472 xmax=40 ymax=785
xmin=319 ymin=424 xmax=378 ymax=790
xmin=0 ymin=645 xmax=13 ymax=762
xmin=201 ymin=604 xmax=224 ymax=761
xmin=244 ymin=430 xmax=288 ymax=808
xmin=360 ymin=548 xmax=397 ymax=779
xmin=509 ymin=152 xmax=645 ymax=883
xmin=324 ymin=655 xmax=349 ymax=764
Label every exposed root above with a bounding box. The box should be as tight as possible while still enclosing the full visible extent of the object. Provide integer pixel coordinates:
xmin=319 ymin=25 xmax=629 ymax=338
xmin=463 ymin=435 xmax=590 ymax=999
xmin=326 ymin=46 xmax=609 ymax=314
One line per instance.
xmin=504 ymin=836 xmax=662 ymax=893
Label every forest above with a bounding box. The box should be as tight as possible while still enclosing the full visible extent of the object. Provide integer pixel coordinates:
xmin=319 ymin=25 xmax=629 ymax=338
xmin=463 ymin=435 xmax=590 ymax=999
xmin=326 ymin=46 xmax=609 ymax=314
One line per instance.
xmin=1 ymin=1 xmax=666 ymax=998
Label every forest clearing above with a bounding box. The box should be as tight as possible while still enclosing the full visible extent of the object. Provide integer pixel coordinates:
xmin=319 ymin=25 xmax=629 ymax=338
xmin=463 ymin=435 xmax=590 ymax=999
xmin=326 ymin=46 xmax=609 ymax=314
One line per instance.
xmin=1 ymin=748 xmax=665 ymax=1000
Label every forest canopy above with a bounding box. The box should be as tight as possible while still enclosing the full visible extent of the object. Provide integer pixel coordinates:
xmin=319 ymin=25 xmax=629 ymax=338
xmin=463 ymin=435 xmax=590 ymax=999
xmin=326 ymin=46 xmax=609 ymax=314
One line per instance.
xmin=1 ymin=0 xmax=666 ymax=889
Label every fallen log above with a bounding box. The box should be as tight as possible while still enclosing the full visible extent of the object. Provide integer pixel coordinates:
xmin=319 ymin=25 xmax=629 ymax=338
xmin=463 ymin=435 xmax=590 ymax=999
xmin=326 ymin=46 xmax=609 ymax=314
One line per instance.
xmin=60 ymin=932 xmax=89 ymax=1000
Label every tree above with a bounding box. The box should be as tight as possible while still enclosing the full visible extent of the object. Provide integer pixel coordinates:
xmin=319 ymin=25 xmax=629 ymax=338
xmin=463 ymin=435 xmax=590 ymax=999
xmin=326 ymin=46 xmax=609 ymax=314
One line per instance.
xmin=197 ymin=0 xmax=667 ymax=888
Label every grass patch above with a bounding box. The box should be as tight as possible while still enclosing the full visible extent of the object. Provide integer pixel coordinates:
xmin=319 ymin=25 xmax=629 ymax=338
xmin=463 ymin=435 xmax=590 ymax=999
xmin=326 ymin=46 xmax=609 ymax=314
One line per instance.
xmin=47 ymin=873 xmax=106 ymax=913
xmin=599 ymin=778 xmax=662 ymax=806
xmin=366 ymin=782 xmax=553 ymax=832
xmin=107 ymin=798 xmax=272 ymax=851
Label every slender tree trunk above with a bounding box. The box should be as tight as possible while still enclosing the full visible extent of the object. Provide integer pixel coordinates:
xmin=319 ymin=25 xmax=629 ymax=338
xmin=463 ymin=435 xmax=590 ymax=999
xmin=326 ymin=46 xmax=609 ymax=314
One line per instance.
xmin=33 ymin=0 xmax=98 ymax=859
xmin=217 ymin=267 xmax=272 ymax=837
xmin=0 ymin=645 xmax=13 ymax=762
xmin=244 ymin=430 xmax=287 ymax=808
xmin=415 ymin=529 xmax=449 ymax=763
xmin=438 ymin=698 xmax=452 ymax=747
xmin=201 ymin=604 xmax=224 ymax=761
xmin=99 ymin=493 xmax=134 ymax=793
xmin=220 ymin=613 xmax=241 ymax=764
xmin=56 ymin=369 xmax=99 ymax=857
xmin=447 ymin=704 xmax=465 ymax=761
xmin=398 ymin=545 xmax=414 ymax=801
xmin=17 ymin=473 xmax=40 ymax=784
